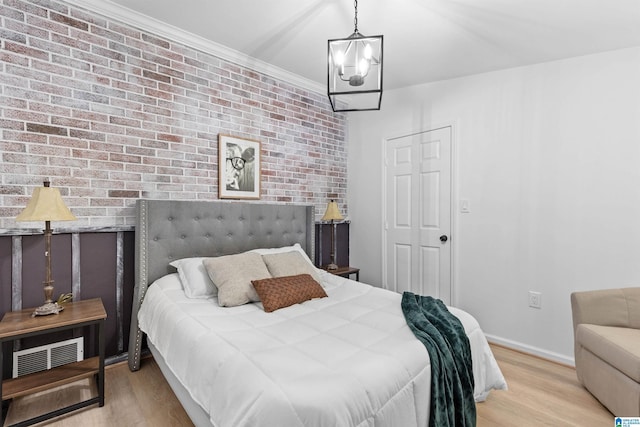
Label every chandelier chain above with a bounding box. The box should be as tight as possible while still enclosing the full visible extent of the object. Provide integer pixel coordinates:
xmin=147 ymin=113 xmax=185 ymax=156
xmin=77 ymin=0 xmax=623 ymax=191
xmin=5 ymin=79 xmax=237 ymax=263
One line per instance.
xmin=354 ymin=0 xmax=358 ymax=33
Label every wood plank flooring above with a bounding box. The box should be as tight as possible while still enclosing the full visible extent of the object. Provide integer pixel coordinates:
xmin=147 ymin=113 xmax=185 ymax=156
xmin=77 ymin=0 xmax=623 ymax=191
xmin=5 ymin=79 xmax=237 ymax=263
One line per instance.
xmin=3 ymin=344 xmax=614 ymax=426
xmin=477 ymin=344 xmax=613 ymax=426
xmin=3 ymin=356 xmax=193 ymax=427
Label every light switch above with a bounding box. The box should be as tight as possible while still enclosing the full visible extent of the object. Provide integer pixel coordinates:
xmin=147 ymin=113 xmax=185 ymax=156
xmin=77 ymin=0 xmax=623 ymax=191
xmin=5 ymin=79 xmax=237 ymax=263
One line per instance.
xmin=460 ymin=199 xmax=470 ymax=213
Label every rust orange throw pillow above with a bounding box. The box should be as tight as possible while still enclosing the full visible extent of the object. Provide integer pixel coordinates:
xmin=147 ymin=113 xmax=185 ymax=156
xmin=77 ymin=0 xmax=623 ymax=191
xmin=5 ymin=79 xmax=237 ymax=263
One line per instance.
xmin=251 ymin=274 xmax=327 ymax=312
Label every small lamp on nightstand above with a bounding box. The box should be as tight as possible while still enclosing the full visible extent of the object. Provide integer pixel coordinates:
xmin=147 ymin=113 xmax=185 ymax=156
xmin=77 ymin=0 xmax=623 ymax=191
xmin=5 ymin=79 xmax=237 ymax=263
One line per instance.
xmin=321 ymin=200 xmax=343 ymax=270
xmin=16 ymin=180 xmax=76 ymax=316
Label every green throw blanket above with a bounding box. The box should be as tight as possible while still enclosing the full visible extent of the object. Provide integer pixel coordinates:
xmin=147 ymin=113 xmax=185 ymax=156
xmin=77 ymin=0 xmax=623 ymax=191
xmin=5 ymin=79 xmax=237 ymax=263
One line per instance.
xmin=401 ymin=292 xmax=476 ymax=427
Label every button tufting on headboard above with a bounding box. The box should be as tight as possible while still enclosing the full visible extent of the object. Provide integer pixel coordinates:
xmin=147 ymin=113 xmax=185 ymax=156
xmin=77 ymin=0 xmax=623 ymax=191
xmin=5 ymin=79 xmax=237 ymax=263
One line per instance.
xmin=128 ymin=199 xmax=315 ymax=372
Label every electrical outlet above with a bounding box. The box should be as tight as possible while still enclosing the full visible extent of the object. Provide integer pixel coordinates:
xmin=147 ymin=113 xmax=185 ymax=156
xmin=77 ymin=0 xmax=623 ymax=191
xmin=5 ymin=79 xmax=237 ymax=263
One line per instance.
xmin=528 ymin=291 xmax=542 ymax=309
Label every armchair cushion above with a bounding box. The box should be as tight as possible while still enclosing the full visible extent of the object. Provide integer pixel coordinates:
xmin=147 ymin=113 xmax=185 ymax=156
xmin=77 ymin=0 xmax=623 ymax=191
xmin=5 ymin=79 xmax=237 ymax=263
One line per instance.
xmin=577 ymin=324 xmax=640 ymax=382
xmin=571 ymin=286 xmax=640 ymax=416
xmin=571 ymin=287 xmax=640 ymax=330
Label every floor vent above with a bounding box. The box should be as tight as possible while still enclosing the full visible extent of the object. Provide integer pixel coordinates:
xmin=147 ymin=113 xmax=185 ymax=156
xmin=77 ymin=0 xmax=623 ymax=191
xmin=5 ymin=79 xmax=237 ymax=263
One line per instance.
xmin=13 ymin=337 xmax=84 ymax=378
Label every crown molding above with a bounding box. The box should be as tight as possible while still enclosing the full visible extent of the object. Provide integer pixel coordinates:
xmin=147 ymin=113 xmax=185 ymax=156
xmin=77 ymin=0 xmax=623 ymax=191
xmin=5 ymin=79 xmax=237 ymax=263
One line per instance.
xmin=63 ymin=0 xmax=326 ymax=94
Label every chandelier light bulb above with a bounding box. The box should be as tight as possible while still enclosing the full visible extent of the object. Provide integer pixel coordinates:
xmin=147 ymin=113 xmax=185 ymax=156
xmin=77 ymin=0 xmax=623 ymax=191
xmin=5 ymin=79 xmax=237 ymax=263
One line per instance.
xmin=335 ymin=51 xmax=345 ymax=75
xmin=359 ymin=58 xmax=369 ymax=76
xmin=364 ymin=44 xmax=372 ymax=60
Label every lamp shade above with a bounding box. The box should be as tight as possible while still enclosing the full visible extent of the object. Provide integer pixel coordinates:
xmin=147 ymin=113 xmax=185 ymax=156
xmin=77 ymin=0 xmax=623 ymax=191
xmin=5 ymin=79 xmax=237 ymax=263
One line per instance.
xmin=321 ymin=200 xmax=343 ymax=222
xmin=16 ymin=185 xmax=76 ymax=222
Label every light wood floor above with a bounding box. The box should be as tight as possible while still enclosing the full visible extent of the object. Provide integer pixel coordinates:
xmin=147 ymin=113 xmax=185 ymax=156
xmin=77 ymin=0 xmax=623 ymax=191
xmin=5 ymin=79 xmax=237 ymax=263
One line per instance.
xmin=477 ymin=345 xmax=612 ymax=426
xmin=3 ymin=344 xmax=614 ymax=427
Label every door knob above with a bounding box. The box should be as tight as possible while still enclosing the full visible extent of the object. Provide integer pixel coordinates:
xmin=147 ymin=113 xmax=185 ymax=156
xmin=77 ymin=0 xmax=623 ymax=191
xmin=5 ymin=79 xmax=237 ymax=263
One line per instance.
xmin=440 ymin=235 xmax=448 ymax=243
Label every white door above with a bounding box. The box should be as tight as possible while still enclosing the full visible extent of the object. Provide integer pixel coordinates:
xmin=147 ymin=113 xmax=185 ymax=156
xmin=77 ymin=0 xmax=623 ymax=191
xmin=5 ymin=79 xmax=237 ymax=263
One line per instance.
xmin=384 ymin=126 xmax=452 ymax=303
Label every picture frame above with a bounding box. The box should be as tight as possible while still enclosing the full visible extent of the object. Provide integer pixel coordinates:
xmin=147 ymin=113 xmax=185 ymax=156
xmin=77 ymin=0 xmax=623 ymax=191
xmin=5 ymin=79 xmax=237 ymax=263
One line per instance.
xmin=218 ymin=134 xmax=261 ymax=199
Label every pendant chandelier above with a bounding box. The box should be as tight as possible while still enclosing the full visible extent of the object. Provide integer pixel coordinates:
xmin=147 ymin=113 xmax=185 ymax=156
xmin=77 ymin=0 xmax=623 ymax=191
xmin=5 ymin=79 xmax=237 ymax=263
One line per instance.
xmin=328 ymin=0 xmax=383 ymax=112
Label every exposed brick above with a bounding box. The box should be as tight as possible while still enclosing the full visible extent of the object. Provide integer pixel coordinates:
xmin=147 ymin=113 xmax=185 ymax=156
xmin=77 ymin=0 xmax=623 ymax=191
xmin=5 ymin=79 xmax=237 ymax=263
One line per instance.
xmin=49 ymin=136 xmax=88 ymax=149
xmin=142 ymin=69 xmax=171 ymax=84
xmin=5 ymin=20 xmax=49 ymax=41
xmin=50 ymin=11 xmax=87 ymax=31
xmin=0 ymin=119 xmax=25 ymax=131
xmin=91 ymin=123 xmax=125 ymax=138
xmin=3 ymin=130 xmax=47 ymax=144
xmin=89 ymin=161 xmax=124 ymax=171
xmin=91 ymin=197 xmax=125 ymax=206
xmin=0 ymin=3 xmax=26 ymax=20
xmin=110 ymin=153 xmax=141 ymax=164
xmin=0 ymin=0 xmax=347 ymax=228
xmin=108 ymin=190 xmax=140 ymax=198
xmin=73 ymin=27 xmax=108 ymax=47
xmin=125 ymin=163 xmax=155 ymax=174
xmin=49 ymin=156 xmax=87 ymax=168
xmin=107 ymin=21 xmax=140 ymax=40
xmin=157 ymin=133 xmax=182 ymax=143
xmin=0 ymin=27 xmax=27 ymax=43
xmin=0 ymin=51 xmax=29 ymax=68
xmin=74 ymin=90 xmax=109 ymax=104
xmin=72 ymin=149 xmax=108 ymax=161
xmin=70 ymin=129 xmax=105 ymax=141
xmin=52 ymin=53 xmax=91 ymax=71
xmin=109 ymin=116 xmax=141 ymax=128
xmin=144 ymin=88 xmax=172 ymax=101
xmin=0 ymin=185 xmax=25 ymax=195
xmin=31 ymin=58 xmax=73 ymax=77
xmin=4 ymin=40 xmax=49 ymax=61
xmin=25 ymin=123 xmax=67 ymax=135
xmin=70 ymin=7 xmax=106 ymax=27
xmin=141 ymin=33 xmax=170 ymax=49
xmin=140 ymin=52 xmax=168 ymax=69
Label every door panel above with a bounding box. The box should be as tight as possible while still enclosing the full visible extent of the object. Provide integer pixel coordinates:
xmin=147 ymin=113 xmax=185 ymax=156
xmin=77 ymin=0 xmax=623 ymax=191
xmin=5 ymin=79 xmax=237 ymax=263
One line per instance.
xmin=394 ymin=174 xmax=412 ymax=228
xmin=421 ymin=171 xmax=440 ymax=227
xmin=385 ymin=126 xmax=452 ymax=303
xmin=420 ymin=246 xmax=440 ymax=296
xmin=394 ymin=243 xmax=412 ymax=294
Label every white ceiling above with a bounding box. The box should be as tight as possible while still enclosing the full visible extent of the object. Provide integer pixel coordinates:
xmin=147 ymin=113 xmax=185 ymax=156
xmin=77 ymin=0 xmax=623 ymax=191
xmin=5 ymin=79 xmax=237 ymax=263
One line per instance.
xmin=82 ymin=0 xmax=640 ymax=91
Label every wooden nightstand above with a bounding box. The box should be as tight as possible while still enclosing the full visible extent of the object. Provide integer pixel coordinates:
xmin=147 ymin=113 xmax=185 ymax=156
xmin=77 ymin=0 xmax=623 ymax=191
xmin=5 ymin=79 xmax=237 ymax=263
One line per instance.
xmin=0 ymin=298 xmax=106 ymax=427
xmin=324 ymin=266 xmax=360 ymax=281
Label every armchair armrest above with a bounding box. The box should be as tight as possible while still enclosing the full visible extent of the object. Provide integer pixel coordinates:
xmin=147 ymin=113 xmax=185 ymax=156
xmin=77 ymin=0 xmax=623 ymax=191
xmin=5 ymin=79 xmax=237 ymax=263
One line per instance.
xmin=571 ymin=287 xmax=640 ymax=333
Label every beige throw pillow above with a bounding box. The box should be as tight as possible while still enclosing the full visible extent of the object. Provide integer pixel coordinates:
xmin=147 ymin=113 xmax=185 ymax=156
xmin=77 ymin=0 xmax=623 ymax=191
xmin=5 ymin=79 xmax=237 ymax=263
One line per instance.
xmin=202 ymin=252 xmax=271 ymax=307
xmin=262 ymin=251 xmax=322 ymax=283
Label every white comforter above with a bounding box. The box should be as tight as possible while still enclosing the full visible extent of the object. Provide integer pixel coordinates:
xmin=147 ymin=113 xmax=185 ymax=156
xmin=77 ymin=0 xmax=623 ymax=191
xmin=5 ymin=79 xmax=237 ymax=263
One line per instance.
xmin=138 ymin=270 xmax=506 ymax=427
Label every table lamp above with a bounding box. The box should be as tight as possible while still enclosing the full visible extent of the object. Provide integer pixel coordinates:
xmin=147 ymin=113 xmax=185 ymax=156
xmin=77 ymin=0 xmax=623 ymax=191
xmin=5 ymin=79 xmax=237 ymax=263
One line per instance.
xmin=16 ymin=180 xmax=76 ymax=316
xmin=321 ymin=200 xmax=343 ymax=270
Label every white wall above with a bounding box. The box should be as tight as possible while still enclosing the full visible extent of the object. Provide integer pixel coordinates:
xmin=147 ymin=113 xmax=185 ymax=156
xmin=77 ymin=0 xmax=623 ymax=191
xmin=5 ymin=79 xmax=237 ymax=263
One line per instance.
xmin=347 ymin=46 xmax=640 ymax=364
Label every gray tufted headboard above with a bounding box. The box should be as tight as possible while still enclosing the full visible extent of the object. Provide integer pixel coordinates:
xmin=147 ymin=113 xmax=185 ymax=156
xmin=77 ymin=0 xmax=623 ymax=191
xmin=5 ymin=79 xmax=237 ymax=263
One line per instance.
xmin=128 ymin=199 xmax=315 ymax=371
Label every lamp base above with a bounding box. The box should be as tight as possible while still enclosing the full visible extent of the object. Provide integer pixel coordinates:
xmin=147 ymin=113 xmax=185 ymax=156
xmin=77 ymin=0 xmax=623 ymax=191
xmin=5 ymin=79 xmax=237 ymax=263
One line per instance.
xmin=326 ymin=263 xmax=339 ymax=271
xmin=32 ymin=302 xmax=64 ymax=317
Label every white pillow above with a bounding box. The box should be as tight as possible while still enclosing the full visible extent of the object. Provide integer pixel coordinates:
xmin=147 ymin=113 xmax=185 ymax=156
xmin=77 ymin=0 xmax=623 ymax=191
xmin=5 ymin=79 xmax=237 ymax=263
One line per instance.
xmin=169 ymin=257 xmax=217 ymax=298
xmin=169 ymin=244 xmax=314 ymax=300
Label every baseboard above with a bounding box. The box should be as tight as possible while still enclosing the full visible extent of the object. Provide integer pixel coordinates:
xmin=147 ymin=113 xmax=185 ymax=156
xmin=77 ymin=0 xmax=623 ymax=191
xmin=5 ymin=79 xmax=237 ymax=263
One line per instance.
xmin=485 ymin=333 xmax=575 ymax=367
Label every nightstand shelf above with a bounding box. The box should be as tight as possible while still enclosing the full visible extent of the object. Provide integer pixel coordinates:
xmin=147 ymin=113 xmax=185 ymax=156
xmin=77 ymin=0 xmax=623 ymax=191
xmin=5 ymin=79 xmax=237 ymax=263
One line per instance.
xmin=0 ymin=298 xmax=106 ymax=427
xmin=2 ymin=357 xmax=100 ymax=400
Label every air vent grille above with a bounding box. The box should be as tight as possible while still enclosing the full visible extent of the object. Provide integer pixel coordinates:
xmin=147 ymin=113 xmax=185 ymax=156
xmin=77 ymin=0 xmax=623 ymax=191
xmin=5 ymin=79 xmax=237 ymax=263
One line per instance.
xmin=13 ymin=337 xmax=84 ymax=378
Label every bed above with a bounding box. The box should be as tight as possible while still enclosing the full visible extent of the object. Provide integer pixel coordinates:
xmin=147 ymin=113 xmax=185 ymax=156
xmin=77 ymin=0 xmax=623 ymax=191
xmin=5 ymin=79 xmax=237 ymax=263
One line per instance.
xmin=128 ymin=199 xmax=506 ymax=427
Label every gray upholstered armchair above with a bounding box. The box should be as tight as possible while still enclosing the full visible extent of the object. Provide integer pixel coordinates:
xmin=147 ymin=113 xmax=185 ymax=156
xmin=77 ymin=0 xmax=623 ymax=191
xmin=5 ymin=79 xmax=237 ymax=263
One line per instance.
xmin=571 ymin=287 xmax=640 ymax=416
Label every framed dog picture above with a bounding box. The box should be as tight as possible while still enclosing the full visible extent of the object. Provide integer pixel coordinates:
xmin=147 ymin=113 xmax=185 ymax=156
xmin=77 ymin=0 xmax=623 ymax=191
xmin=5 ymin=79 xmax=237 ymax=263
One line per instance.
xmin=218 ymin=134 xmax=261 ymax=199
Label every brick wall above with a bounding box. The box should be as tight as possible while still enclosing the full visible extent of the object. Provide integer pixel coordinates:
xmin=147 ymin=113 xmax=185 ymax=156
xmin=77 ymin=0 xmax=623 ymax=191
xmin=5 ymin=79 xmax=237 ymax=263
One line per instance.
xmin=0 ymin=0 xmax=348 ymax=229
